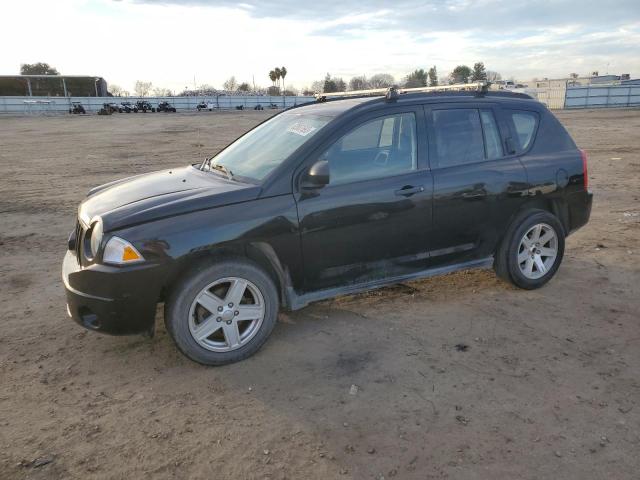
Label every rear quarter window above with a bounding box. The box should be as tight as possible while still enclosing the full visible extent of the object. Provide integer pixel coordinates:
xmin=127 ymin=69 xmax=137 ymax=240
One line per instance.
xmin=506 ymin=110 xmax=539 ymax=153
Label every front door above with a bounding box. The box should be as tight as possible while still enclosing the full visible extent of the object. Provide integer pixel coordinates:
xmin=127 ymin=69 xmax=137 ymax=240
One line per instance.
xmin=294 ymin=107 xmax=433 ymax=292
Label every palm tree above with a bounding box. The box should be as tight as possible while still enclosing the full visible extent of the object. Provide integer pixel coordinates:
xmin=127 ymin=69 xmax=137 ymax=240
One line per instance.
xmin=280 ymin=66 xmax=287 ymax=94
xmin=274 ymin=67 xmax=282 ymax=93
xmin=268 ymin=70 xmax=277 ymax=86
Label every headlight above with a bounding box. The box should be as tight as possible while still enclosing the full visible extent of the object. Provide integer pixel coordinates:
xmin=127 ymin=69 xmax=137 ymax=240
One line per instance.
xmin=89 ymin=219 xmax=103 ymax=258
xmin=103 ymin=236 xmax=145 ymax=265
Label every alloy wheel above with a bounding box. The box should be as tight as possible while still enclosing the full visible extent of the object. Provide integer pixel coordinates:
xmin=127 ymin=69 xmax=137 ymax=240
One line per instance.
xmin=188 ymin=277 xmax=265 ymax=352
xmin=517 ymin=223 xmax=558 ymax=280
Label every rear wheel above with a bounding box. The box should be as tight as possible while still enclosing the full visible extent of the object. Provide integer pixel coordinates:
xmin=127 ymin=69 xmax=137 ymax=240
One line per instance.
xmin=495 ymin=210 xmax=565 ymax=289
xmin=165 ymin=260 xmax=278 ymax=365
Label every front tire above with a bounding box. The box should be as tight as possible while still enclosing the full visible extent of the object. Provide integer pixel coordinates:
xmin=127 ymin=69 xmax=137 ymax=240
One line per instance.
xmin=165 ymin=260 xmax=279 ymax=365
xmin=495 ymin=210 xmax=565 ymax=289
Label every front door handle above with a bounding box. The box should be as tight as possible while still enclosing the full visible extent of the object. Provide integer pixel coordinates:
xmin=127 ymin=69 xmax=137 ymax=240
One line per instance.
xmin=395 ymin=185 xmax=425 ymax=197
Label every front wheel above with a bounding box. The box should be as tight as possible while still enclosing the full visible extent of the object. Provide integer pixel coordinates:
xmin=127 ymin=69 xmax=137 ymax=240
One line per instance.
xmin=495 ymin=210 xmax=565 ymax=289
xmin=165 ymin=260 xmax=279 ymax=365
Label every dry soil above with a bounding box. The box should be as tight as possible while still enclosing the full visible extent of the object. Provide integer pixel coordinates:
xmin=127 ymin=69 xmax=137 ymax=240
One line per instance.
xmin=0 ymin=108 xmax=639 ymax=479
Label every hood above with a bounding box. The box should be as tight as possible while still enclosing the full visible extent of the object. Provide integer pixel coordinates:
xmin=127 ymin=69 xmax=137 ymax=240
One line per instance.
xmin=79 ymin=165 xmax=261 ymax=231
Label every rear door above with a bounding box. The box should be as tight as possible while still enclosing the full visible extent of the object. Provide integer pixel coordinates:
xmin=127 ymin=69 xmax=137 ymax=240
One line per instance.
xmin=294 ymin=106 xmax=433 ymax=292
xmin=425 ymin=103 xmax=529 ymax=265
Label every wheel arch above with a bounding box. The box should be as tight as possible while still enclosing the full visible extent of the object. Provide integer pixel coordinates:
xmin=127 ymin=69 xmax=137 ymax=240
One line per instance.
xmin=511 ymin=197 xmax=569 ymax=237
xmin=160 ymin=242 xmax=291 ymax=309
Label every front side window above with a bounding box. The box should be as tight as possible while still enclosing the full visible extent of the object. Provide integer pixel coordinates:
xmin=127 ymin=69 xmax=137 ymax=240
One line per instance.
xmin=321 ymin=112 xmax=417 ymax=185
xmin=209 ymin=111 xmax=332 ymax=181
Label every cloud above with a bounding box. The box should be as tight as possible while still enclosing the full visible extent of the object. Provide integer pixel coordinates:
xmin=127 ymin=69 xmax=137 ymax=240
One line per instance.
xmin=127 ymin=0 xmax=639 ymax=34
xmin=2 ymin=0 xmax=638 ymax=94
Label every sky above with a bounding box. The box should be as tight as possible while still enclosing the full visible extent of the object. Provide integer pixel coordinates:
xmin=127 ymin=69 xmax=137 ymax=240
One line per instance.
xmin=2 ymin=0 xmax=639 ymax=93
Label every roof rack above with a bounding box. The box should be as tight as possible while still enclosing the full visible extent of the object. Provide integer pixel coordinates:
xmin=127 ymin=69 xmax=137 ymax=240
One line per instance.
xmin=315 ymin=81 xmax=489 ymax=102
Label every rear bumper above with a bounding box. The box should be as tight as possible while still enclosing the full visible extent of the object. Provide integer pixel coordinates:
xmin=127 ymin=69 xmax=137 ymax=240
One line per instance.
xmin=62 ymin=250 xmax=163 ymax=335
xmin=568 ymin=190 xmax=593 ymax=234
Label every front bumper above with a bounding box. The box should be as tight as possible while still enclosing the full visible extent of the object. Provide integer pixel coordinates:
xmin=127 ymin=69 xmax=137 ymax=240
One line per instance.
xmin=62 ymin=250 xmax=163 ymax=335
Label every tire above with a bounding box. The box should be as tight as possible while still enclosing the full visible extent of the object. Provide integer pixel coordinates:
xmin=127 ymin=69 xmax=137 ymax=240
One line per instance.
xmin=495 ymin=209 xmax=565 ymax=289
xmin=165 ymin=259 xmax=279 ymax=365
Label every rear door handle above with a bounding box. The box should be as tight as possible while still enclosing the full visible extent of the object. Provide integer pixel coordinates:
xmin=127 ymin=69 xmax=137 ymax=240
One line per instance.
xmin=395 ymin=185 xmax=425 ymax=197
xmin=462 ymin=191 xmax=486 ymax=200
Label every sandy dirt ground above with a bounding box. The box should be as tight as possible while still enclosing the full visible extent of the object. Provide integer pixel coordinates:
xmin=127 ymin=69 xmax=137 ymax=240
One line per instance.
xmin=0 ymin=108 xmax=639 ymax=480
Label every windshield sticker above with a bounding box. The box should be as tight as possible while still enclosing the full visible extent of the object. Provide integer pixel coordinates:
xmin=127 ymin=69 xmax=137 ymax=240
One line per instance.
xmin=287 ymin=122 xmax=317 ymax=137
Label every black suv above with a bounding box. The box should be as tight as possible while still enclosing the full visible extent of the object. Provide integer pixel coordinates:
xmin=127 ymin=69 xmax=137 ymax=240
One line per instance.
xmin=62 ymin=88 xmax=592 ymax=365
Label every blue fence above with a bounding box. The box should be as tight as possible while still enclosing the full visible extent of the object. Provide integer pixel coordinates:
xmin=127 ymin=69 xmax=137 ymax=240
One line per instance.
xmin=565 ymin=85 xmax=640 ymax=108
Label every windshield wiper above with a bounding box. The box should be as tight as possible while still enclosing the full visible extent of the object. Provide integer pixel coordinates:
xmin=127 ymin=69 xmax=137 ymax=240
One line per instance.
xmin=203 ymin=157 xmax=234 ymax=181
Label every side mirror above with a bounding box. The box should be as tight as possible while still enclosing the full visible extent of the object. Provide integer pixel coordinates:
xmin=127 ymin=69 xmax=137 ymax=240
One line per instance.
xmin=302 ymin=160 xmax=329 ymax=189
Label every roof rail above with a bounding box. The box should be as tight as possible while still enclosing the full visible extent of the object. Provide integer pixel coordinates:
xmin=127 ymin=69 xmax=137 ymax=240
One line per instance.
xmin=315 ymin=82 xmax=489 ymax=102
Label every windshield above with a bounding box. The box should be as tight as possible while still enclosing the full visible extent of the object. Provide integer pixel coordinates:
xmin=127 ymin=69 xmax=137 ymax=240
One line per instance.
xmin=206 ymin=111 xmax=332 ymax=181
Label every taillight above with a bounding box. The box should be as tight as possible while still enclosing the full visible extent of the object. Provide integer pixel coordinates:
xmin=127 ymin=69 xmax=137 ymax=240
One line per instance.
xmin=580 ymin=149 xmax=589 ymax=190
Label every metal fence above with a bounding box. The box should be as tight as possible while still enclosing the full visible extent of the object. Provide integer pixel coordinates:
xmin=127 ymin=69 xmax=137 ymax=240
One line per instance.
xmin=564 ymin=85 xmax=640 ymax=108
xmin=0 ymin=95 xmax=316 ymax=115
xmin=525 ymin=87 xmax=567 ymax=109
xmin=3 ymin=85 xmax=640 ymax=114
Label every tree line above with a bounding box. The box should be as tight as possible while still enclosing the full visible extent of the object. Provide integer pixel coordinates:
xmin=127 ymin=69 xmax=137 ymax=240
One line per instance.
xmin=17 ymin=61 xmax=503 ymax=97
xmin=313 ymin=62 xmax=502 ymax=94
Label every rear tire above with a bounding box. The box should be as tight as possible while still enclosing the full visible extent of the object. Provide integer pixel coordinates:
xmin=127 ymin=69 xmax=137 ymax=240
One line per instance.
xmin=495 ymin=209 xmax=565 ymax=289
xmin=165 ymin=260 xmax=279 ymax=365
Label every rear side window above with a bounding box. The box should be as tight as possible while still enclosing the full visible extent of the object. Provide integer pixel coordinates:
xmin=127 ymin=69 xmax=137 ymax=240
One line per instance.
xmin=432 ymin=109 xmax=485 ymax=167
xmin=507 ymin=110 xmax=538 ymax=152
